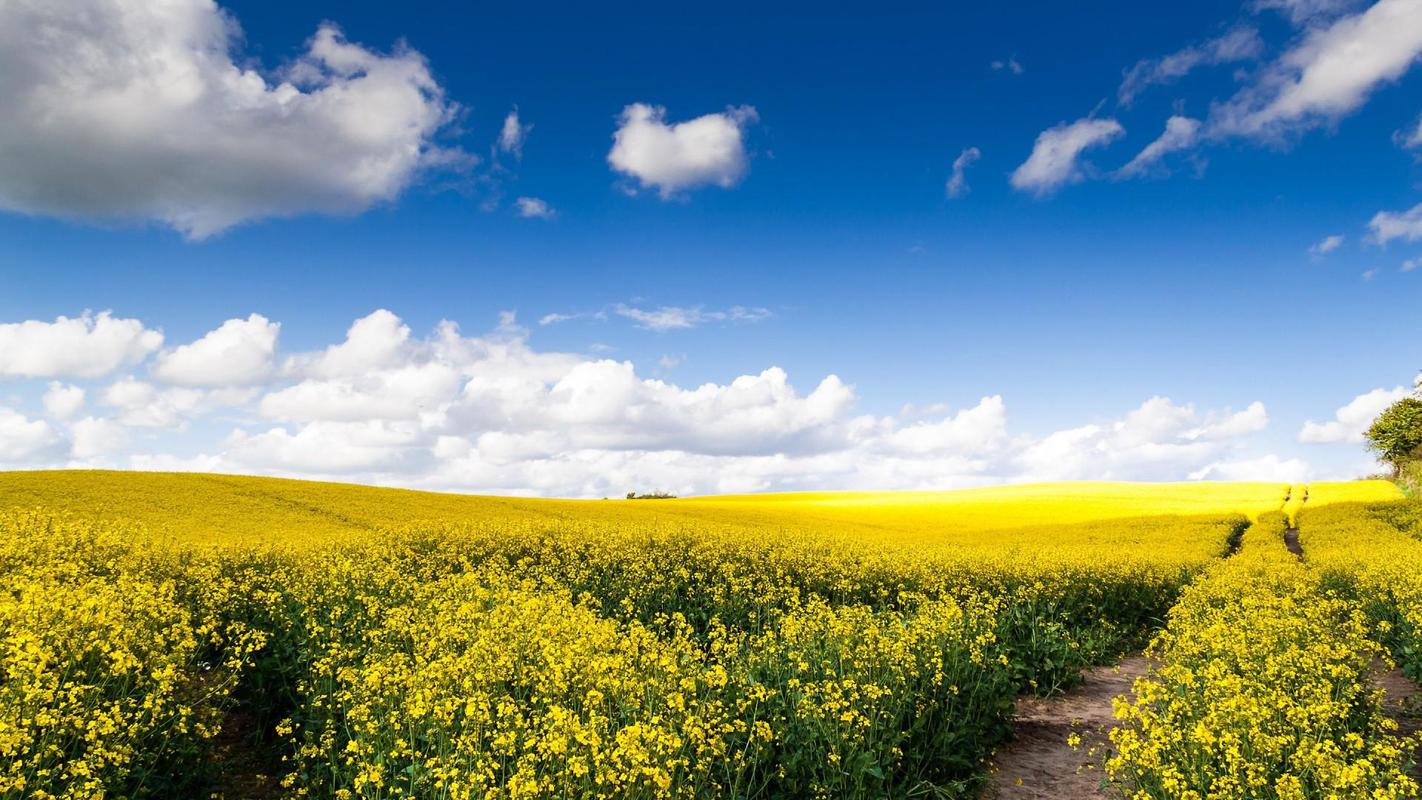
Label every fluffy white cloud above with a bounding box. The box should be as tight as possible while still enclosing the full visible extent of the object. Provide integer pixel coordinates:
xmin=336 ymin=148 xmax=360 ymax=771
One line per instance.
xmin=1011 ymin=118 xmax=1124 ymax=196
xmin=946 ymin=147 xmax=981 ymax=198
xmin=1211 ymin=0 xmax=1422 ymax=139
xmin=42 ymin=383 xmax=85 ymax=420
xmin=0 ymin=308 xmax=1306 ymax=493
xmin=1299 ymin=383 xmax=1415 ymax=442
xmin=152 ymin=314 xmax=279 ymax=386
xmin=69 ymin=416 xmax=128 ymax=459
xmin=1370 ymin=203 xmax=1422 ymax=244
xmin=1190 ymin=454 xmax=1312 ymax=482
xmin=515 ymin=197 xmax=556 ymax=219
xmin=0 ymin=312 xmax=162 ymax=379
xmin=1118 ymin=116 xmax=1203 ymax=177
xmin=608 ymin=104 xmax=758 ymax=197
xmin=287 ymin=309 xmax=414 ymax=379
xmin=1017 ymin=397 xmax=1269 ymax=481
xmin=0 ymin=407 xmax=58 ymax=463
xmin=1119 ymin=26 xmax=1263 ymax=105
xmin=1311 ymin=233 xmax=1346 ymax=254
xmin=101 ymin=377 xmax=249 ymax=429
xmin=0 ymin=0 xmax=461 ymax=238
xmin=499 ymin=109 xmax=532 ymax=158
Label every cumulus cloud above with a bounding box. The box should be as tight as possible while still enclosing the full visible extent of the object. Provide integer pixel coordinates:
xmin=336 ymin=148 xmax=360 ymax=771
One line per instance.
xmin=1370 ymin=203 xmax=1422 ymax=244
xmin=0 ymin=0 xmax=462 ymax=238
xmin=1310 ymin=233 xmax=1346 ymax=254
xmin=0 ymin=312 xmax=162 ymax=379
xmin=1118 ymin=116 xmax=1203 ymax=177
xmin=1210 ymin=0 xmax=1422 ymax=140
xmin=608 ymin=104 xmax=758 ymax=197
xmin=42 ymin=383 xmax=85 ymax=420
xmin=498 ymin=109 xmax=532 ymax=159
xmin=515 ymin=197 xmax=556 ymax=219
xmin=1299 ymin=383 xmax=1416 ymax=442
xmin=69 ymin=416 xmax=128 ymax=460
xmin=946 ymin=147 xmax=981 ymax=198
xmin=1119 ymin=26 xmax=1264 ymax=105
xmin=1190 ymin=454 xmax=1312 ymax=482
xmin=0 ymin=407 xmax=58 ymax=463
xmin=0 ymin=308 xmax=1302 ymax=493
xmin=1016 ymin=397 xmax=1271 ymax=481
xmin=152 ymin=314 xmax=279 ymax=387
xmin=1011 ymin=118 xmax=1125 ymax=196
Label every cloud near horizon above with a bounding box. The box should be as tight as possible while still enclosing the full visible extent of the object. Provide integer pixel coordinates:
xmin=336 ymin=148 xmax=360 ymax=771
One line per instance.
xmin=0 ymin=308 xmax=1350 ymax=497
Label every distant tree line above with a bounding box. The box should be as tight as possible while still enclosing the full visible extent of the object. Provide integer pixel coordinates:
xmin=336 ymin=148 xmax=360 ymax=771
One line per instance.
xmin=626 ymin=490 xmax=677 ymax=500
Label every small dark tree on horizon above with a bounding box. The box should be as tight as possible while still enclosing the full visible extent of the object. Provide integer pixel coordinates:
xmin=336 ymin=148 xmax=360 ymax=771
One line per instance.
xmin=1366 ymin=395 xmax=1422 ymax=477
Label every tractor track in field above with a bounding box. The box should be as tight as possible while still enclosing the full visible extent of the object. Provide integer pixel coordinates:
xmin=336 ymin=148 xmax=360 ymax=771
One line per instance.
xmin=981 ymin=655 xmax=1149 ymax=799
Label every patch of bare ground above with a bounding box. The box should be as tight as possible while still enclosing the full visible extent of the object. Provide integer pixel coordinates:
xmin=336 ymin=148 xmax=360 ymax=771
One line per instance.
xmin=982 ymin=655 xmax=1150 ymax=799
xmin=1376 ymin=666 xmax=1422 ymax=781
xmin=208 ymin=711 xmax=285 ymax=800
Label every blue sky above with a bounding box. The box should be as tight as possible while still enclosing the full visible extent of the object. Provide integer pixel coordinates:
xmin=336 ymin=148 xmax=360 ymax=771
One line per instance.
xmin=0 ymin=0 xmax=1419 ymax=495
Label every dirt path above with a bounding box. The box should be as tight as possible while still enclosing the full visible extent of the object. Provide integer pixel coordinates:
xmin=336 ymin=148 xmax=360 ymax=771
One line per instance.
xmin=1283 ymin=527 xmax=1303 ymax=558
xmin=982 ymin=656 xmax=1149 ymax=799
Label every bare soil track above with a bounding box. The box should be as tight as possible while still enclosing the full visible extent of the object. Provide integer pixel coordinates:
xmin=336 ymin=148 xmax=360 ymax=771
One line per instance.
xmin=982 ymin=656 xmax=1149 ymax=799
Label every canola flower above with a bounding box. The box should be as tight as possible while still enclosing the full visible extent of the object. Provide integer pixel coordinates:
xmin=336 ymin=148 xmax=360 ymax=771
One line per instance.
xmin=1109 ymin=492 xmax=1421 ymax=800
xmin=0 ymin=472 xmax=1359 ymax=799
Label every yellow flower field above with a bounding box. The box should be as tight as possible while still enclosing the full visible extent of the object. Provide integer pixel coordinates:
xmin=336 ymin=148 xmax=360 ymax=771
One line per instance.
xmin=0 ymin=472 xmax=1418 ymax=799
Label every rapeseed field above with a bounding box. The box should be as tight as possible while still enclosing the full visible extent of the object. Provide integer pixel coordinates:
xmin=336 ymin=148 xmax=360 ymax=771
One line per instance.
xmin=1 ymin=473 xmax=1418 ymax=799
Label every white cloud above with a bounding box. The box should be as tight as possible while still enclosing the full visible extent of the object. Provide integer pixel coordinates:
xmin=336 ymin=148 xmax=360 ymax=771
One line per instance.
xmin=1398 ymin=114 xmax=1422 ymax=150
xmin=0 ymin=308 xmax=1304 ymax=494
xmin=608 ymin=103 xmax=758 ymax=197
xmin=69 ymin=416 xmax=128 ymax=460
xmin=1362 ymin=267 xmax=1380 ymax=280
xmin=614 ymin=304 xmax=772 ymax=331
xmin=42 ymin=383 xmax=85 ymax=420
xmin=1211 ymin=0 xmax=1422 ymax=139
xmin=498 ymin=109 xmax=532 ymax=158
xmin=1253 ymin=0 xmax=1364 ymax=24
xmin=152 ymin=314 xmax=279 ymax=387
xmin=1190 ymin=454 xmax=1312 ymax=482
xmin=1299 ymin=383 xmax=1415 ymax=442
xmin=101 ymin=377 xmax=248 ymax=429
xmin=1011 ymin=118 xmax=1125 ymax=196
xmin=1403 ymin=256 xmax=1420 ymax=271
xmin=515 ymin=197 xmax=556 ymax=219
xmin=1119 ymin=26 xmax=1264 ymax=105
xmin=1310 ymin=233 xmax=1346 ymax=254
xmin=991 ymin=57 xmax=1024 ymax=75
xmin=0 ymin=0 xmax=462 ymax=238
xmin=0 ymin=312 xmax=162 ymax=379
xmin=1016 ymin=397 xmax=1270 ymax=482
xmin=0 ymin=407 xmax=58 ymax=463
xmin=1370 ymin=203 xmax=1422 ymax=244
xmin=1118 ymin=116 xmax=1203 ymax=177
xmin=286 ymin=309 xmax=413 ymax=379
xmin=946 ymin=147 xmax=981 ymax=198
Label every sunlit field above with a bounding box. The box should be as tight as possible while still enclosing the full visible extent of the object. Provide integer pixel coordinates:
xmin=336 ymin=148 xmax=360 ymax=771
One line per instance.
xmin=1 ymin=472 xmax=1419 ymax=799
